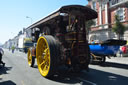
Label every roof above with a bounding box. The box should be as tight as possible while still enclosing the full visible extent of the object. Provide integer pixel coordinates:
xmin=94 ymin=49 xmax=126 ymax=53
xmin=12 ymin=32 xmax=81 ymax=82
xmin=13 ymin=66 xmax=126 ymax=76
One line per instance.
xmin=27 ymin=5 xmax=97 ymax=30
xmin=60 ymin=5 xmax=97 ymax=20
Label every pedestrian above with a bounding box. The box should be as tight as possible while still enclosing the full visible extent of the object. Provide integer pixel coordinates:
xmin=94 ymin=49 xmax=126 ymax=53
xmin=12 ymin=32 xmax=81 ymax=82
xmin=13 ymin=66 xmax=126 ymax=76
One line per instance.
xmin=119 ymin=46 xmax=123 ymax=57
xmin=91 ymin=40 xmax=95 ymax=44
xmin=0 ymin=47 xmax=5 ymax=67
xmin=9 ymin=47 xmax=11 ymax=51
xmin=11 ymin=46 xmax=15 ymax=53
xmin=122 ymin=45 xmax=127 ymax=54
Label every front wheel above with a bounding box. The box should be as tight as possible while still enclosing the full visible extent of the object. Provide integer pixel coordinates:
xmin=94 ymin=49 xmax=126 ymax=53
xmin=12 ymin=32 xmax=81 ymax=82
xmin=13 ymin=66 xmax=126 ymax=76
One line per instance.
xmin=36 ymin=35 xmax=59 ymax=78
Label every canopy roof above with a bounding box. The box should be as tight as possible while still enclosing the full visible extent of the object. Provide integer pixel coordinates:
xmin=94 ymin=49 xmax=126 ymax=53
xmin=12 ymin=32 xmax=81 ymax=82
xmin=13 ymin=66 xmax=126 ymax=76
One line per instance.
xmin=27 ymin=5 xmax=97 ymax=29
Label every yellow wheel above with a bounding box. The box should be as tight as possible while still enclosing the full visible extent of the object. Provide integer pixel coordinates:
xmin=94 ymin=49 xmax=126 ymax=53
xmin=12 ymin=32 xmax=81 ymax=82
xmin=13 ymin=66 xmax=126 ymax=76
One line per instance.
xmin=36 ymin=35 xmax=59 ymax=77
xmin=27 ymin=48 xmax=35 ymax=67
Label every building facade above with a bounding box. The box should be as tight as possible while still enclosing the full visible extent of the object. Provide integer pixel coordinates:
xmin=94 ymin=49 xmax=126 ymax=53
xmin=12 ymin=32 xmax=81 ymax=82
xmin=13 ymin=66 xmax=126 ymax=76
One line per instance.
xmin=3 ymin=29 xmax=27 ymax=49
xmin=87 ymin=0 xmax=128 ymax=42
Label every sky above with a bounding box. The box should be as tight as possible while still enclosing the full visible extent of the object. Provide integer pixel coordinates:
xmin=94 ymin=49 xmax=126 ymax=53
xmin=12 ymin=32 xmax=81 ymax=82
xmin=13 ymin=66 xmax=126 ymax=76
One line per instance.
xmin=0 ymin=0 xmax=88 ymax=44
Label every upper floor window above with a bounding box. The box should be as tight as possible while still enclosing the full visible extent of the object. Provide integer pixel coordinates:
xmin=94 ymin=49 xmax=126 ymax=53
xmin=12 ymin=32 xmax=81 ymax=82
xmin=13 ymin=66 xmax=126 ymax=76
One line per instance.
xmin=101 ymin=2 xmax=105 ymax=10
xmin=111 ymin=0 xmax=119 ymax=5
xmin=92 ymin=1 xmax=96 ymax=11
xmin=116 ymin=8 xmax=124 ymax=21
xmin=91 ymin=18 xmax=97 ymax=27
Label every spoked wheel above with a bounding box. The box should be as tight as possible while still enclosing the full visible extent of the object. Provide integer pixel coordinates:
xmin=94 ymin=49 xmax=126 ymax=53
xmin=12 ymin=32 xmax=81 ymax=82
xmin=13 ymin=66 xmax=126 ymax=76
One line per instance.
xmin=36 ymin=35 xmax=59 ymax=78
xmin=27 ymin=48 xmax=35 ymax=67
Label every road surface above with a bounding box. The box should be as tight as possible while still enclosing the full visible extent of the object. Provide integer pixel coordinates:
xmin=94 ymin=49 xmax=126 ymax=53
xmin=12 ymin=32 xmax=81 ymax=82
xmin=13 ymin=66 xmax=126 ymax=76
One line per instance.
xmin=0 ymin=49 xmax=128 ymax=85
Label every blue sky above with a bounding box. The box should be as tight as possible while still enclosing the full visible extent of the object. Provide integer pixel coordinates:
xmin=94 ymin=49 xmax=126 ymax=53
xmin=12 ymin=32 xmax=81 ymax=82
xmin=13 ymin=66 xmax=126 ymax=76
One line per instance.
xmin=0 ymin=0 xmax=88 ymax=44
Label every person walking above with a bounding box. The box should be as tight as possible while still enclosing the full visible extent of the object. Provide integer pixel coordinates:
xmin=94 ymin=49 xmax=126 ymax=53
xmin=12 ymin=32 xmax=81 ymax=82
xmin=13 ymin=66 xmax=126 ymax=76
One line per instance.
xmin=122 ymin=45 xmax=127 ymax=54
xmin=0 ymin=47 xmax=5 ymax=67
xmin=11 ymin=46 xmax=15 ymax=53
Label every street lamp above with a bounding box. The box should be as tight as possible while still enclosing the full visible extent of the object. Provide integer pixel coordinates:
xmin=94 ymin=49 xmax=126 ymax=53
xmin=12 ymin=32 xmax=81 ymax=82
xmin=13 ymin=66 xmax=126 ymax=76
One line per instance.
xmin=26 ymin=16 xmax=33 ymax=24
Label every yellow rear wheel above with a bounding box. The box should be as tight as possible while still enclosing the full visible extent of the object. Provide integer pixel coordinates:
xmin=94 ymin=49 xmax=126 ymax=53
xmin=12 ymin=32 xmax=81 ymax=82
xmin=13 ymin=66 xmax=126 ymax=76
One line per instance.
xmin=36 ymin=35 xmax=59 ymax=77
xmin=28 ymin=48 xmax=32 ymax=66
xmin=27 ymin=48 xmax=35 ymax=67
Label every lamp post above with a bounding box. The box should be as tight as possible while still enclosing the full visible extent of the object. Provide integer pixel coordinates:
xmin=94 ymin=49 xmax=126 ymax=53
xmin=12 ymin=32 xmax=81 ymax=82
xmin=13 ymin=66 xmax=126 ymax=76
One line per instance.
xmin=26 ymin=16 xmax=33 ymax=38
xmin=26 ymin=16 xmax=33 ymax=24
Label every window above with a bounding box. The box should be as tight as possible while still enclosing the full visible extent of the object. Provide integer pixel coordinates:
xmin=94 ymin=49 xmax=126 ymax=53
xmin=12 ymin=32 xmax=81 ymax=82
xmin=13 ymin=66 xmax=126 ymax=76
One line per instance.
xmin=101 ymin=2 xmax=105 ymax=10
xmin=92 ymin=1 xmax=96 ymax=11
xmin=94 ymin=18 xmax=97 ymax=26
xmin=91 ymin=18 xmax=97 ymax=27
xmin=111 ymin=0 xmax=119 ymax=5
xmin=116 ymin=8 xmax=124 ymax=21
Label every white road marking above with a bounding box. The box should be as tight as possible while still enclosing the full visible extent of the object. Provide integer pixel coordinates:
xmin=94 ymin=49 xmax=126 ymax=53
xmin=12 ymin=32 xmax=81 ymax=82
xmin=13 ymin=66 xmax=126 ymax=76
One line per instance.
xmin=77 ymin=77 xmax=97 ymax=85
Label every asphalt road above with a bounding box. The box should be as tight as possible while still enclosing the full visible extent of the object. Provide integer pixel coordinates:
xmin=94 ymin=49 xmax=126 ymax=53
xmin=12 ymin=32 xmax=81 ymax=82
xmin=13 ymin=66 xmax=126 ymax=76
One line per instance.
xmin=0 ymin=49 xmax=128 ymax=85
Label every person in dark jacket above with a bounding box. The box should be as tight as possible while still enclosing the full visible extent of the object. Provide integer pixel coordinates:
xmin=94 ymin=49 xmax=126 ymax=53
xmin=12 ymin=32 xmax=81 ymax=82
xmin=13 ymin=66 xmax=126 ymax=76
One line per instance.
xmin=0 ymin=47 xmax=5 ymax=67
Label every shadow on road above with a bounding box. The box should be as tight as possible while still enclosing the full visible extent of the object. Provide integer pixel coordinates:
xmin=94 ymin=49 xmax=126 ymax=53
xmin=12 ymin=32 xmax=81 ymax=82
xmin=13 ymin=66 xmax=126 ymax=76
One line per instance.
xmin=0 ymin=80 xmax=16 ymax=85
xmin=100 ymin=62 xmax=128 ymax=70
xmin=47 ymin=67 xmax=128 ymax=85
xmin=33 ymin=65 xmax=38 ymax=68
xmin=48 ymin=69 xmax=81 ymax=84
xmin=79 ymin=68 xmax=128 ymax=85
xmin=90 ymin=60 xmax=128 ymax=70
xmin=0 ymin=66 xmax=12 ymax=81
xmin=0 ymin=66 xmax=12 ymax=75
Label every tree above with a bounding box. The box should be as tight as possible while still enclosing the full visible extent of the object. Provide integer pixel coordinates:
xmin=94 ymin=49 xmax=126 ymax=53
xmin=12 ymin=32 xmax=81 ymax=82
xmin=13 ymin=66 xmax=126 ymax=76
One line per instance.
xmin=86 ymin=19 xmax=96 ymax=39
xmin=112 ymin=15 xmax=126 ymax=40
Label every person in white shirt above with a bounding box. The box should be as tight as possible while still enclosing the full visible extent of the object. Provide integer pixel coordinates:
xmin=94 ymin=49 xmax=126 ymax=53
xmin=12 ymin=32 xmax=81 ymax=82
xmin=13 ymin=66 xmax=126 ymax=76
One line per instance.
xmin=0 ymin=47 xmax=5 ymax=67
